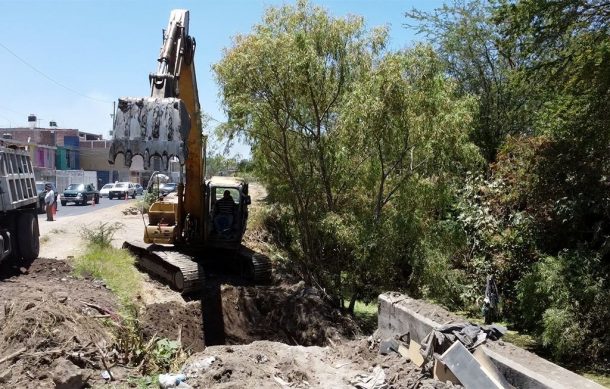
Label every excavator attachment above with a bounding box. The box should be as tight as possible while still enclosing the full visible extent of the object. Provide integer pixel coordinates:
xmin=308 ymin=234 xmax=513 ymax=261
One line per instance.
xmin=108 ymin=97 xmax=190 ymax=169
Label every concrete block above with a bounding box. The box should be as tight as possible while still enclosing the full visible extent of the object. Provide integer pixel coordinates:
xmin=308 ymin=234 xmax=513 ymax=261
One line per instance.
xmin=440 ymin=341 xmax=503 ymax=389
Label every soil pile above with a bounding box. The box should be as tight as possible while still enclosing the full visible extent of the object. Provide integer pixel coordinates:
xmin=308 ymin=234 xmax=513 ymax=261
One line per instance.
xmin=0 ymin=258 xmax=118 ymax=388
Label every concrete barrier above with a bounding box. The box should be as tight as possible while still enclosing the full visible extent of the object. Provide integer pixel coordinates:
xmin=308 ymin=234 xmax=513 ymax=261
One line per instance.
xmin=378 ymin=292 xmax=605 ymax=389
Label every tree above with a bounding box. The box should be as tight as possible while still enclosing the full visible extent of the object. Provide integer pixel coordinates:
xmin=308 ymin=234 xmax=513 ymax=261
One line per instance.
xmin=406 ymin=0 xmax=531 ymax=162
xmin=215 ymin=0 xmax=385 ymax=293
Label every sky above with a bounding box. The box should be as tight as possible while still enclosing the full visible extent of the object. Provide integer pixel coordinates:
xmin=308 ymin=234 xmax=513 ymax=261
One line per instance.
xmin=0 ymin=0 xmax=443 ymax=158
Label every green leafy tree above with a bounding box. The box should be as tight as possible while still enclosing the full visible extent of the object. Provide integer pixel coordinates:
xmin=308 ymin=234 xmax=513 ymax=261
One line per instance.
xmin=407 ymin=0 xmax=531 ymax=162
xmin=215 ymin=1 xmax=481 ymax=310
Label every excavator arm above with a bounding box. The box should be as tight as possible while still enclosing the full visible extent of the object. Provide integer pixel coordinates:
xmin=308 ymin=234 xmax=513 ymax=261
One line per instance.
xmin=108 ymin=9 xmax=205 ymax=240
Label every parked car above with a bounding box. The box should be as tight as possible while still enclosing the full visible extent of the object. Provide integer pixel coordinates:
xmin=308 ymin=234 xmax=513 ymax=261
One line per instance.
xmin=60 ymin=183 xmax=100 ymax=206
xmin=35 ymin=181 xmax=58 ymax=213
xmin=134 ymin=183 xmax=144 ymax=195
xmin=99 ymin=183 xmax=115 ymax=198
xmin=159 ymin=182 xmax=177 ymax=197
xmin=109 ymin=182 xmax=136 ymax=199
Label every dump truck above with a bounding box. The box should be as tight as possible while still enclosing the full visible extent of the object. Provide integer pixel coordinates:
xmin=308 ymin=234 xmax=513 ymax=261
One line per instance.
xmin=0 ymin=143 xmax=40 ymax=264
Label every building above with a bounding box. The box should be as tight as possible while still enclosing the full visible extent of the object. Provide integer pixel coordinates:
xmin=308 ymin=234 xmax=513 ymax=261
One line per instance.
xmin=1 ymin=114 xmax=177 ymax=188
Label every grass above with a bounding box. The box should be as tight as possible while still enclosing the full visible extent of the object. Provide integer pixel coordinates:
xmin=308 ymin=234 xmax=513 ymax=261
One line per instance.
xmin=73 ymin=244 xmax=140 ymax=305
xmin=72 ymin=223 xmax=189 ymax=375
xmin=344 ymin=300 xmax=378 ymax=334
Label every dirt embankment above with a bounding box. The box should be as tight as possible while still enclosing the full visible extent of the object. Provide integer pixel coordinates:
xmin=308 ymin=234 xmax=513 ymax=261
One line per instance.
xmin=0 ymin=258 xmax=118 ymax=388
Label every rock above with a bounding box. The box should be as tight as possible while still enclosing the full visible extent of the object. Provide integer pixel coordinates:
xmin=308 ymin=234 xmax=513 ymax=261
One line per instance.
xmin=52 ymin=358 xmax=85 ymax=389
xmin=0 ymin=369 xmax=12 ymax=383
xmin=379 ymin=338 xmax=399 ymax=355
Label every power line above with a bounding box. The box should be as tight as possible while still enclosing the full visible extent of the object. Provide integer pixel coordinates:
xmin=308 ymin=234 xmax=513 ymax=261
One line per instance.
xmin=0 ymin=41 xmax=112 ymax=104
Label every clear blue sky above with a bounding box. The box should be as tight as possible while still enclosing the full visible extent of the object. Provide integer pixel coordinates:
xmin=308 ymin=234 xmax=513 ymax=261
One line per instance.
xmin=0 ymin=0 xmax=443 ymax=157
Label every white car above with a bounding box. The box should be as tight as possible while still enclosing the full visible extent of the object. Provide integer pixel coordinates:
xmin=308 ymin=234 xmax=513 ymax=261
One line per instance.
xmin=108 ymin=182 xmax=136 ymax=199
xmin=99 ymin=183 xmax=115 ymax=198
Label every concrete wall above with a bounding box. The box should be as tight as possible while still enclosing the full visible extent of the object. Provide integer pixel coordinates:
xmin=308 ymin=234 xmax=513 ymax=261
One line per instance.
xmin=378 ymin=293 xmax=605 ymax=389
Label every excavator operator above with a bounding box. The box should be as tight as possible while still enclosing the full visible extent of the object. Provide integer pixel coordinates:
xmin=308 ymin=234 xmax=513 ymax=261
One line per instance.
xmin=214 ymin=190 xmax=237 ymax=234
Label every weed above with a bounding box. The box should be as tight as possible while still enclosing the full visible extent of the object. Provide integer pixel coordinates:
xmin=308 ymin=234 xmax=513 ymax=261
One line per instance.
xmin=40 ymin=235 xmax=50 ymax=244
xmin=79 ymin=222 xmax=124 ymax=248
xmin=49 ymin=228 xmax=66 ymax=234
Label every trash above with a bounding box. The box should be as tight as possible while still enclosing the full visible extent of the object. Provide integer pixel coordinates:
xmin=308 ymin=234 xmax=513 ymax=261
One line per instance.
xmin=101 ymin=370 xmax=111 ymax=380
xmin=255 ymin=354 xmax=269 ymax=364
xmin=350 ymin=366 xmax=388 ymax=389
xmin=158 ymin=373 xmax=187 ymax=388
xmin=420 ymin=322 xmax=506 ymax=362
xmin=183 ymin=356 xmax=217 ymax=379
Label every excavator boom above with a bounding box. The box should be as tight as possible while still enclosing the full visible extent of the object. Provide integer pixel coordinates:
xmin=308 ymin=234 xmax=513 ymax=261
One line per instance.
xmin=107 ymin=9 xmax=271 ymax=293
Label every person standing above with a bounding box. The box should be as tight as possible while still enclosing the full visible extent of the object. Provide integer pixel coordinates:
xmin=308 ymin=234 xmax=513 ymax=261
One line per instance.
xmin=44 ymin=183 xmax=55 ymax=221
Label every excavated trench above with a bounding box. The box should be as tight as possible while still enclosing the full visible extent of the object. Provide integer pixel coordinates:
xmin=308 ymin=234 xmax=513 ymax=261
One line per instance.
xmin=139 ymin=267 xmax=360 ymax=352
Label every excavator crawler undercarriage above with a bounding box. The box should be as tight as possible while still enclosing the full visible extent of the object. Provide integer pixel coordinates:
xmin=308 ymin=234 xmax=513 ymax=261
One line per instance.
xmin=124 ymin=241 xmax=272 ymax=294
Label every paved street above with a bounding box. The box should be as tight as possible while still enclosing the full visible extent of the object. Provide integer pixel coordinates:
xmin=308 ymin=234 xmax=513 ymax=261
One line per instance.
xmin=38 ymin=195 xmax=143 ymax=220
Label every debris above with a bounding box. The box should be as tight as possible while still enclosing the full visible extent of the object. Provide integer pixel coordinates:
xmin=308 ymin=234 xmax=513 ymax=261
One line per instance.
xmin=52 ymin=358 xmax=85 ymax=389
xmin=420 ymin=322 xmax=506 ymax=362
xmin=350 ymin=366 xmax=388 ymax=389
xmin=273 ymin=375 xmax=291 ymax=387
xmin=184 ymin=356 xmax=217 ymax=378
xmin=408 ymin=340 xmax=425 ymax=367
xmin=101 ymin=370 xmax=111 ymax=380
xmin=378 ymin=338 xmax=399 ymax=355
xmin=0 ymin=347 xmax=27 ymax=364
xmin=432 ymin=359 xmax=460 ymax=385
xmin=473 ymin=348 xmax=512 ymax=388
xmin=0 ymin=369 xmax=12 ymax=383
xmin=255 ymin=354 xmax=269 ymax=364
xmin=440 ymin=341 xmax=507 ymax=389
xmin=159 ymin=373 xmax=187 ymax=388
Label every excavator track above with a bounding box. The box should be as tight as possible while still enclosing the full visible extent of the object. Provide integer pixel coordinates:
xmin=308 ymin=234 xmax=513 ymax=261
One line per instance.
xmin=123 ymin=241 xmax=204 ymax=294
xmin=124 ymin=241 xmax=272 ymax=294
xmin=241 ymin=246 xmax=273 ymax=284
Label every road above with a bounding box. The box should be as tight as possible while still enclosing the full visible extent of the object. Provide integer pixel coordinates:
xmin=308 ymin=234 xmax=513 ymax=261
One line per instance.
xmin=38 ymin=195 xmax=144 ymax=219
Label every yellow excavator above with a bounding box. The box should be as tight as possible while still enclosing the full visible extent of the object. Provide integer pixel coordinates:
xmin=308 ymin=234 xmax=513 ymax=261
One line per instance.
xmin=108 ymin=9 xmax=270 ymax=293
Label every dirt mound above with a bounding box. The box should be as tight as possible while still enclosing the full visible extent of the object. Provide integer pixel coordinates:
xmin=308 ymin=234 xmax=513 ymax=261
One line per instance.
xmin=183 ymin=340 xmax=363 ymax=388
xmin=183 ymin=338 xmax=457 ymax=389
xmin=139 ymin=281 xmax=359 ymax=351
xmin=140 ymin=301 xmax=205 ymax=352
xmin=0 ymin=258 xmax=118 ymax=388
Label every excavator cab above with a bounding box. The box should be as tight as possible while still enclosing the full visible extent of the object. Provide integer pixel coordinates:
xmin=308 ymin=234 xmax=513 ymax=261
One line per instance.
xmin=205 ymin=177 xmax=251 ymax=249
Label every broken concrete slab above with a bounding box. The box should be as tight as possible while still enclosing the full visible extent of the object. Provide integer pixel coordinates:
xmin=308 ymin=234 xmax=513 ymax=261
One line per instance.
xmin=440 ymin=340 xmax=506 ymax=389
xmin=408 ymin=339 xmax=425 ymax=367
xmin=378 ymin=293 xmax=605 ymax=389
xmin=473 ymin=348 xmax=512 ymax=389
xmin=433 ymin=358 xmax=460 ymax=385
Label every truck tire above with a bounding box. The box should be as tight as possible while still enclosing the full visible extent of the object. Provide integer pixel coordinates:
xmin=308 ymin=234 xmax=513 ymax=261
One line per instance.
xmin=94 ymin=195 xmax=100 ymax=204
xmin=17 ymin=213 xmax=39 ymax=262
xmin=82 ymin=195 xmax=87 ymax=205
xmin=61 ymin=201 xmax=67 ymax=206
